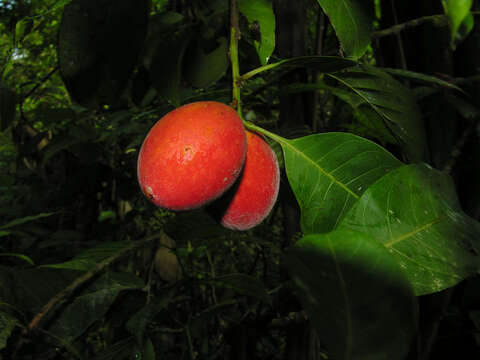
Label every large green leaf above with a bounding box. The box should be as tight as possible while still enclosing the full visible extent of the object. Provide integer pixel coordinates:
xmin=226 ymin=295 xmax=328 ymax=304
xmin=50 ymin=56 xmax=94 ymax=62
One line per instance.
xmin=58 ymin=0 xmax=149 ymax=108
xmin=256 ymin=130 xmax=402 ymax=233
xmin=315 ymin=0 xmax=373 ymax=59
xmin=239 ymin=0 xmax=275 ymax=65
xmin=329 ymin=66 xmax=428 ymax=161
xmin=442 ymin=0 xmax=473 ymax=48
xmin=339 ymin=163 xmax=480 ymax=295
xmin=286 ymin=230 xmax=417 ymax=360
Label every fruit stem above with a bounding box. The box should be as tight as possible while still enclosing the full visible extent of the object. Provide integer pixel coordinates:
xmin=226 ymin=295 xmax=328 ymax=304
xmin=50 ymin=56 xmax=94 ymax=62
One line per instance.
xmin=243 ymin=121 xmax=289 ymax=147
xmin=229 ymin=0 xmax=242 ymax=115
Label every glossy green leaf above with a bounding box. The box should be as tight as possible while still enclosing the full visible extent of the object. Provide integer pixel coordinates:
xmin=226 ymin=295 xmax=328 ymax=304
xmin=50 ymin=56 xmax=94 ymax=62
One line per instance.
xmin=0 ymin=84 xmax=16 ymax=131
xmin=272 ymin=131 xmax=402 ymax=233
xmin=315 ymin=0 xmax=373 ymax=59
xmin=329 ymin=66 xmax=427 ymax=161
xmin=242 ymin=55 xmax=356 ymax=80
xmin=339 ymin=163 xmax=480 ymax=295
xmin=43 ymin=241 xmax=138 ymax=271
xmin=286 ymin=230 xmax=417 ymax=360
xmin=58 ymin=0 xmax=149 ymax=108
xmin=442 ymin=0 xmax=473 ymax=48
xmin=184 ymin=36 xmax=229 ymax=88
xmin=239 ymin=0 xmax=275 ymax=65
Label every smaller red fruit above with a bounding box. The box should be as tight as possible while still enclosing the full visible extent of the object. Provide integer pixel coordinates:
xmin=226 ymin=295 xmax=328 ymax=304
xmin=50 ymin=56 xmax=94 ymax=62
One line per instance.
xmin=220 ymin=131 xmax=280 ymax=231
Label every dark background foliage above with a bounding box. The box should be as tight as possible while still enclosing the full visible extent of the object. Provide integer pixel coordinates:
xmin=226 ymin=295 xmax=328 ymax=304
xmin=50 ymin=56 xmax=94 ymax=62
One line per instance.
xmin=0 ymin=0 xmax=480 ymax=359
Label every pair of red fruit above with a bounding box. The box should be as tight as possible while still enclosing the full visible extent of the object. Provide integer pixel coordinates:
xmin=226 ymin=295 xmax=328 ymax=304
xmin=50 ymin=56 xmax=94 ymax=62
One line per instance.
xmin=137 ymin=101 xmax=280 ymax=230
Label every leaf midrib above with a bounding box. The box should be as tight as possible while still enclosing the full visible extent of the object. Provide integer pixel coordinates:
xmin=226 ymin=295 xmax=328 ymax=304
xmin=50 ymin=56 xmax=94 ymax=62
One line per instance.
xmin=384 ymin=217 xmax=443 ymax=248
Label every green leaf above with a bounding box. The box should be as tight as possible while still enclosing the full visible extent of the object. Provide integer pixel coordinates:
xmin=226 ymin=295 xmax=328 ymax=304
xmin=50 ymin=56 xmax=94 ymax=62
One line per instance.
xmin=286 ymin=230 xmax=417 ymax=360
xmin=183 ymin=36 xmax=229 ymax=88
xmin=329 ymin=66 xmax=427 ymax=161
xmin=0 ymin=310 xmax=21 ymax=350
xmin=58 ymin=0 xmax=149 ymax=108
xmin=239 ymin=0 xmax=276 ymax=65
xmin=205 ymin=273 xmax=271 ymax=304
xmin=339 ymin=163 xmax=480 ymax=295
xmin=442 ymin=0 xmax=473 ymax=48
xmin=270 ymin=131 xmax=402 ymax=233
xmin=0 ymin=84 xmax=16 ymax=131
xmin=43 ymin=241 xmax=138 ymax=271
xmin=315 ymin=0 xmax=373 ymax=59
xmin=242 ymin=56 xmax=357 ymax=80
xmin=0 ymin=212 xmax=55 ymax=230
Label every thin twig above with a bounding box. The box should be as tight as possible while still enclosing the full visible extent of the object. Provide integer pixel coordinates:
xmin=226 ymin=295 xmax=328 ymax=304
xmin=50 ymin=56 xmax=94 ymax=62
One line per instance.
xmin=443 ymin=120 xmax=477 ymax=174
xmin=373 ymin=15 xmax=448 ymax=39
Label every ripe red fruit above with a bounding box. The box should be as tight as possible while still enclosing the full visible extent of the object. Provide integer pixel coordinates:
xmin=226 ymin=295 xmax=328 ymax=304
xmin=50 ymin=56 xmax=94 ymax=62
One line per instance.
xmin=137 ymin=101 xmax=246 ymax=210
xmin=220 ymin=131 xmax=280 ymax=230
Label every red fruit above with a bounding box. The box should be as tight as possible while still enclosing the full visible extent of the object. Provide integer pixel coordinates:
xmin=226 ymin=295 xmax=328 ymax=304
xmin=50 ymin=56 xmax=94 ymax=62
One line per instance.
xmin=137 ymin=101 xmax=246 ymax=210
xmin=220 ymin=131 xmax=280 ymax=230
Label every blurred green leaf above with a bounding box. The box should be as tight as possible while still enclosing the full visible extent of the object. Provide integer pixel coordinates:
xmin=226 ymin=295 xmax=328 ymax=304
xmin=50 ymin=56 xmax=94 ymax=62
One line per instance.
xmin=315 ymin=0 xmax=373 ymax=59
xmin=0 ymin=212 xmax=54 ymax=230
xmin=339 ymin=163 xmax=480 ymax=295
xmin=90 ymin=337 xmax=138 ymax=360
xmin=205 ymin=273 xmax=271 ymax=304
xmin=15 ymin=18 xmax=32 ymax=43
xmin=58 ymin=0 xmax=149 ymax=108
xmin=277 ymin=132 xmax=402 ymax=233
xmin=149 ymin=28 xmax=192 ymax=106
xmin=0 ymin=253 xmax=34 ymax=265
xmin=126 ymin=290 xmax=174 ymax=344
xmin=329 ymin=66 xmax=428 ymax=161
xmin=0 ymin=310 xmax=21 ymax=350
xmin=142 ymin=337 xmax=155 ymax=360
xmin=184 ymin=36 xmax=229 ymax=88
xmin=239 ymin=0 xmax=276 ymax=65
xmin=47 ymin=271 xmax=144 ymax=341
xmin=286 ymin=229 xmax=417 ymax=360
xmin=442 ymin=0 xmax=473 ymax=48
